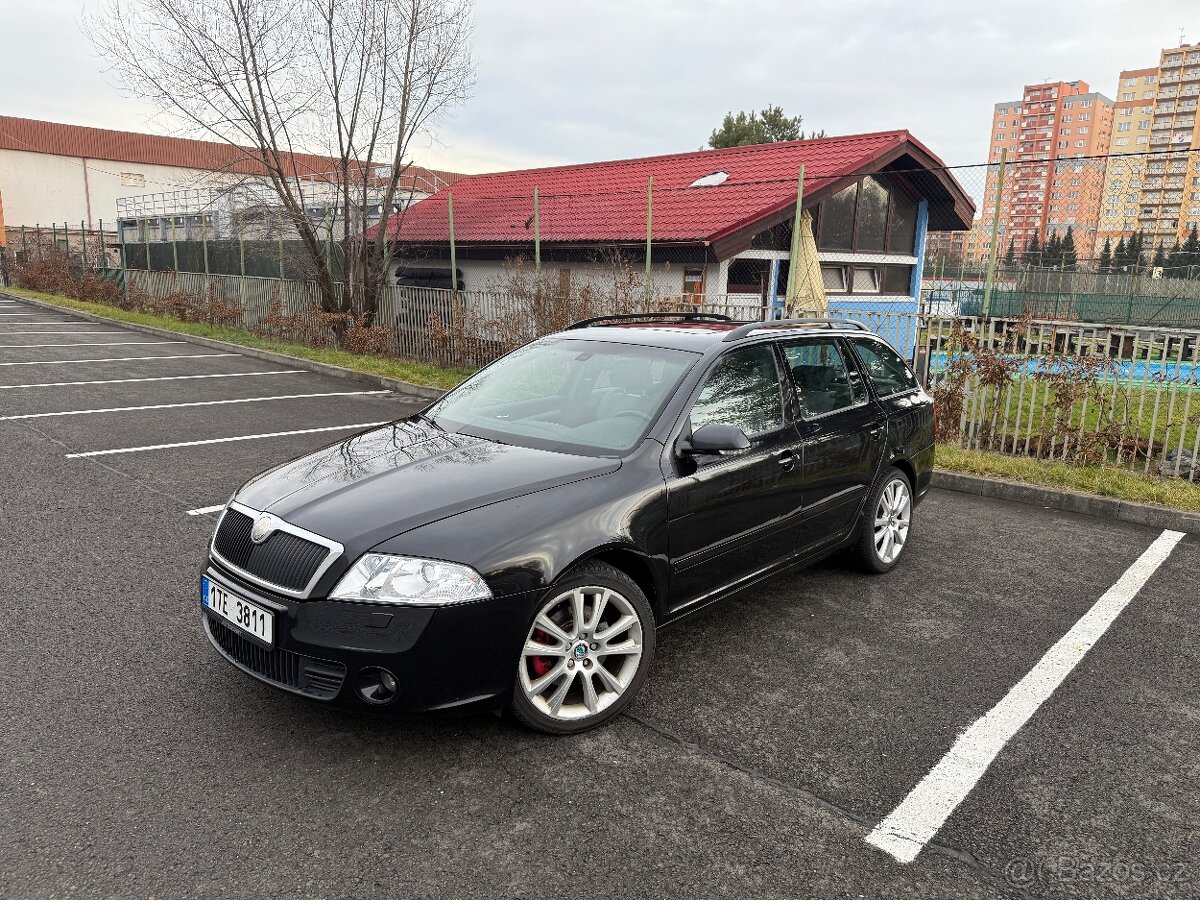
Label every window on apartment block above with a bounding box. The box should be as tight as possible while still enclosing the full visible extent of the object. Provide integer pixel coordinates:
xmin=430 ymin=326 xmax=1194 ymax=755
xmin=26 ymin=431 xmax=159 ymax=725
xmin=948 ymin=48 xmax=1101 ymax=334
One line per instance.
xmin=1122 ymin=92 xmax=1135 ymax=101
xmin=1118 ymin=122 xmax=1131 ymax=131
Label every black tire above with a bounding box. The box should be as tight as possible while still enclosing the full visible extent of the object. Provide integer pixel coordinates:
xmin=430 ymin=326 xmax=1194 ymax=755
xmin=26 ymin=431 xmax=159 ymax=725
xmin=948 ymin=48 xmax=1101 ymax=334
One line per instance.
xmin=849 ymin=467 xmax=914 ymax=574
xmin=511 ymin=562 xmax=655 ymax=735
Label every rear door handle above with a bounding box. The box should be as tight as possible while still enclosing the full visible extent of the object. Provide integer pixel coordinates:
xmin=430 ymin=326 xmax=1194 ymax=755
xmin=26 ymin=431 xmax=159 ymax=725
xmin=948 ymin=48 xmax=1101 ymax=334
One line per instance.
xmin=775 ymin=449 xmax=796 ymax=470
xmin=868 ymin=426 xmax=884 ymax=442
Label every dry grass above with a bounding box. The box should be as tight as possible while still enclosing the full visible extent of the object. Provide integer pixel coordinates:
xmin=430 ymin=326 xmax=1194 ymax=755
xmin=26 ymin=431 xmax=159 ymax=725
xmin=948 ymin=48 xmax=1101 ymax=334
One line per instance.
xmin=2 ymin=287 xmax=471 ymax=391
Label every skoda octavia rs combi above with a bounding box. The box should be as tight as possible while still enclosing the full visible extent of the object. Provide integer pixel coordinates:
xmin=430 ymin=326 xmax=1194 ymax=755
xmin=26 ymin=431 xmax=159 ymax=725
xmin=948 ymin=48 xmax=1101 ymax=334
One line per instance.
xmin=200 ymin=314 xmax=933 ymax=733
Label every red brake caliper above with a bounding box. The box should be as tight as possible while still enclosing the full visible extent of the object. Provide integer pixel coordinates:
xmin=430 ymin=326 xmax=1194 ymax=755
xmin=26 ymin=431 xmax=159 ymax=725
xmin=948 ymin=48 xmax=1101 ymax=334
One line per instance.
xmin=530 ymin=628 xmax=553 ymax=677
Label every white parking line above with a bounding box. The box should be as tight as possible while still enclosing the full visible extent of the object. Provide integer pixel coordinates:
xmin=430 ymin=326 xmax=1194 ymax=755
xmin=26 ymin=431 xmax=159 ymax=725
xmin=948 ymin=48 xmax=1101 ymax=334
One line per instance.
xmin=0 ymin=330 xmax=124 ymax=335
xmin=0 ymin=340 xmax=187 ymax=348
xmin=0 ymin=352 xmax=239 ymax=368
xmin=865 ymin=528 xmax=1186 ymax=864
xmin=65 ymin=421 xmax=390 ymax=457
xmin=0 ymin=370 xmax=305 ymax=389
xmin=0 ymin=390 xmax=387 ymax=420
xmin=187 ymin=505 xmax=226 ymax=516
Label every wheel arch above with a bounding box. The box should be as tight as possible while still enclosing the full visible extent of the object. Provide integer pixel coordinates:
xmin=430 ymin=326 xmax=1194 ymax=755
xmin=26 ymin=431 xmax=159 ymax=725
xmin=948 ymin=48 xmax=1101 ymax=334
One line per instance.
xmin=563 ymin=545 xmax=664 ymax=624
xmin=888 ymin=455 xmax=917 ymax=491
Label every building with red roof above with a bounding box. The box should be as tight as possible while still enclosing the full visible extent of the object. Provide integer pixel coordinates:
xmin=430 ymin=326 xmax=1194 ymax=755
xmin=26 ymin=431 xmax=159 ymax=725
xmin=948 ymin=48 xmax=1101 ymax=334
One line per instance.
xmin=381 ymin=130 xmax=973 ymax=313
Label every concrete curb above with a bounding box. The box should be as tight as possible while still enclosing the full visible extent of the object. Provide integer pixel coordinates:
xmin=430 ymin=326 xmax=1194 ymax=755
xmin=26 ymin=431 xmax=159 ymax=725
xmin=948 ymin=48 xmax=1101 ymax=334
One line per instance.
xmin=932 ymin=470 xmax=1200 ymax=535
xmin=0 ymin=290 xmax=447 ymax=402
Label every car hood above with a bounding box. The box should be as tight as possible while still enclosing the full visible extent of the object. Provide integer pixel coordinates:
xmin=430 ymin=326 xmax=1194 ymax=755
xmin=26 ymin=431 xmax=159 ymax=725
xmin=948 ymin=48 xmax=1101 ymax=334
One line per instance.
xmin=234 ymin=419 xmax=620 ymax=550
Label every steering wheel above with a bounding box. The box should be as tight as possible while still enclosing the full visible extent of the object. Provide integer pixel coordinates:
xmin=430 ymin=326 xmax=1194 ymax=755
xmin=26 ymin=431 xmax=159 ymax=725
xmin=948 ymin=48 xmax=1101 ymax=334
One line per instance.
xmin=615 ymin=409 xmax=652 ymax=423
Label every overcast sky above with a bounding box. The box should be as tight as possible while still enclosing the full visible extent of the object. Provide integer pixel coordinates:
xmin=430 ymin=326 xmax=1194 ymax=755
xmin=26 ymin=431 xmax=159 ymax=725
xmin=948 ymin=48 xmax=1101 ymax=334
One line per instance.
xmin=3 ymin=0 xmax=1197 ymax=174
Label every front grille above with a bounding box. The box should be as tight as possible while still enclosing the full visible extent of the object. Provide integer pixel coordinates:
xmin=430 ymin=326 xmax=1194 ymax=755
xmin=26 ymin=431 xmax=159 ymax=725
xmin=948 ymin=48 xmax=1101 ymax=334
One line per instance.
xmin=205 ymin=615 xmax=346 ymax=700
xmin=213 ymin=508 xmax=331 ymax=593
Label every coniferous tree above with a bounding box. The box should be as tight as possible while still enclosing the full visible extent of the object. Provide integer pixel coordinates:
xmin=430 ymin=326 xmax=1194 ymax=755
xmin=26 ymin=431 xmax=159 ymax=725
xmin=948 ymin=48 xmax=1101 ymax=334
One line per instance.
xmin=1152 ymin=242 xmax=1167 ymax=269
xmin=1181 ymin=225 xmax=1200 ymax=279
xmin=1099 ymin=237 xmax=1113 ymax=273
xmin=1045 ymin=232 xmax=1062 ymax=268
xmin=1114 ymin=236 xmax=1129 ymax=270
xmin=1003 ymin=237 xmax=1016 ymax=267
xmin=1133 ymin=231 xmax=1147 ymax=272
xmin=1025 ymin=233 xmax=1041 ymax=266
xmin=1062 ymin=226 xmax=1077 ymax=271
xmin=1165 ymin=241 xmax=1182 ymax=277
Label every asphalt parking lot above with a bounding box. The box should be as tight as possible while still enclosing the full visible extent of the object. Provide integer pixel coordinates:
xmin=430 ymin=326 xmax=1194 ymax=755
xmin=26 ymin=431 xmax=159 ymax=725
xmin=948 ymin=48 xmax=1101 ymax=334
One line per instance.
xmin=1 ymin=294 xmax=1197 ymax=900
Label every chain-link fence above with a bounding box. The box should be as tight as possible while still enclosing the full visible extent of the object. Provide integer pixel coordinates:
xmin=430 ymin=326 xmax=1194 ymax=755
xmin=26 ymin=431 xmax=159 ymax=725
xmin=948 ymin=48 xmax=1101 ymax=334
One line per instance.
xmin=6 ymin=142 xmax=1200 ymax=481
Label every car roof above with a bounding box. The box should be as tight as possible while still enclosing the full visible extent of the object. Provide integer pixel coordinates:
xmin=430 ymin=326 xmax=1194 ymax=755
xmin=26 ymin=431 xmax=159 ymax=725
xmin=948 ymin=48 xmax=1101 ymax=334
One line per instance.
xmin=552 ymin=321 xmax=877 ymax=353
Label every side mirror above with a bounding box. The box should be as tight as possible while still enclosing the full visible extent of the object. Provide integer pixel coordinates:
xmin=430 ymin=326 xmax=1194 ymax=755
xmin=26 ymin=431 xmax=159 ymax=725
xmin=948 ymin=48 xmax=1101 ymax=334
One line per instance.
xmin=680 ymin=423 xmax=751 ymax=456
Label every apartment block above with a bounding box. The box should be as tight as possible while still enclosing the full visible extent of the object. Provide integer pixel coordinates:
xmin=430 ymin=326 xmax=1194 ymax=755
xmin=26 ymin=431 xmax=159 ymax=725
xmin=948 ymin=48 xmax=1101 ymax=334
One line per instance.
xmin=1096 ymin=45 xmax=1200 ymax=257
xmin=977 ymin=80 xmax=1113 ymax=263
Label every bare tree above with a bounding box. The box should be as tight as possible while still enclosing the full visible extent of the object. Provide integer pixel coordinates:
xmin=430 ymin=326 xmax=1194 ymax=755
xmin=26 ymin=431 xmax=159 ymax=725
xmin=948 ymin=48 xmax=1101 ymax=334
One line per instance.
xmin=88 ymin=0 xmax=473 ymax=324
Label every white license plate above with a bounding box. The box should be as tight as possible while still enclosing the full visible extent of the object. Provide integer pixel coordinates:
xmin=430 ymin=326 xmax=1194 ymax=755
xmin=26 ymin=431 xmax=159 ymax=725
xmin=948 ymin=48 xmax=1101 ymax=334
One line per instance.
xmin=202 ymin=577 xmax=274 ymax=646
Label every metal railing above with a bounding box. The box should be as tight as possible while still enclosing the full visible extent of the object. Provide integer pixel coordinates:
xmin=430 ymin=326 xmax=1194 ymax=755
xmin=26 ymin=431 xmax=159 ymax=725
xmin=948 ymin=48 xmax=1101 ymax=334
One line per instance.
xmin=923 ymin=316 xmax=1200 ymax=481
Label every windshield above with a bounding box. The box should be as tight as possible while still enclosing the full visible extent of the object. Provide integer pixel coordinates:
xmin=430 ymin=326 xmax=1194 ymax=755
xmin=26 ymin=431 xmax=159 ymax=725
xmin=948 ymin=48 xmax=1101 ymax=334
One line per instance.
xmin=425 ymin=338 xmax=699 ymax=456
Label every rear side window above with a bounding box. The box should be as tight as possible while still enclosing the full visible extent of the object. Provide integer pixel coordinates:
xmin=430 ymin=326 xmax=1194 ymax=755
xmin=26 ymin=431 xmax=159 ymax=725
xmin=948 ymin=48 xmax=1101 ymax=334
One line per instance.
xmin=689 ymin=345 xmax=784 ymax=437
xmin=782 ymin=339 xmax=865 ymax=418
xmin=849 ymin=338 xmax=919 ymax=397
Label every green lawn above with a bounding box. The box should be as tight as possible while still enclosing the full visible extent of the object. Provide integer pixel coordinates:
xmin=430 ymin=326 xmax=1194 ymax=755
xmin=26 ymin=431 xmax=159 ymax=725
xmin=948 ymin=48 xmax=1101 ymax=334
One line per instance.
xmin=1 ymin=287 xmax=472 ymax=391
xmin=936 ymin=443 xmax=1200 ymax=512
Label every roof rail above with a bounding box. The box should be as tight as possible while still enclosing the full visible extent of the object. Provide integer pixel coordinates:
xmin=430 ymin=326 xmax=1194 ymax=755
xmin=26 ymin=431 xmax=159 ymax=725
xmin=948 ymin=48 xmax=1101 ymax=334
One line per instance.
xmin=720 ymin=317 xmax=870 ymax=342
xmin=566 ymin=312 xmax=734 ymax=330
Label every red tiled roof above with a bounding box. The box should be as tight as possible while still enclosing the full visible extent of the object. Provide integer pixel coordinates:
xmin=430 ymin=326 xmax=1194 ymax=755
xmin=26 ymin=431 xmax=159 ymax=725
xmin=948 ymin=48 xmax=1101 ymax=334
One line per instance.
xmin=383 ymin=130 xmax=973 ymax=249
xmin=0 ymin=115 xmax=461 ymax=188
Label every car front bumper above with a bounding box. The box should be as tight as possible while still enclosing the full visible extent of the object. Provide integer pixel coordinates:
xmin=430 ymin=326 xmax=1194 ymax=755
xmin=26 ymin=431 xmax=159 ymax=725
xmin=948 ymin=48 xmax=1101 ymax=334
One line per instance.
xmin=200 ymin=564 xmax=538 ymax=712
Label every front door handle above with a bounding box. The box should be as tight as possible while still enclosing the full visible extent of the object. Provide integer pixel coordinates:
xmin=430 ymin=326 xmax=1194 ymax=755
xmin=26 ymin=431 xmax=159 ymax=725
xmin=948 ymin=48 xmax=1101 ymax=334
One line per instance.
xmin=775 ymin=449 xmax=796 ymax=470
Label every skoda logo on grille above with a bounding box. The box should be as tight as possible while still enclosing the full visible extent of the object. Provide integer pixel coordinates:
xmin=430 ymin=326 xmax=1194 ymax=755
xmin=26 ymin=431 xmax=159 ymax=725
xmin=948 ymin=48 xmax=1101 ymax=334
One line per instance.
xmin=250 ymin=513 xmax=279 ymax=544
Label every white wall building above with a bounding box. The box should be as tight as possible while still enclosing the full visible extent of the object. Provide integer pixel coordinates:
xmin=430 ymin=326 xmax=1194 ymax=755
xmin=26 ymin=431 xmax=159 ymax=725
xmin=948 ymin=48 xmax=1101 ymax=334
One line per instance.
xmin=0 ymin=115 xmax=457 ymax=235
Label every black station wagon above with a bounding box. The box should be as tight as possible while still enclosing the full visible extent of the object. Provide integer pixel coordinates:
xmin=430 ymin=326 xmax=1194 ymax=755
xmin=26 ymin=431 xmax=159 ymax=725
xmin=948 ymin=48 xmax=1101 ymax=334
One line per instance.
xmin=200 ymin=314 xmax=934 ymax=733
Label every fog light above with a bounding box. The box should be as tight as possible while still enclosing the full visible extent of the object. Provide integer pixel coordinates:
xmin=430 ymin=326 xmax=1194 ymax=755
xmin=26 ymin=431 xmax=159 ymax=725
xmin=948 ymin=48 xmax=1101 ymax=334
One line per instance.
xmin=354 ymin=667 xmax=399 ymax=705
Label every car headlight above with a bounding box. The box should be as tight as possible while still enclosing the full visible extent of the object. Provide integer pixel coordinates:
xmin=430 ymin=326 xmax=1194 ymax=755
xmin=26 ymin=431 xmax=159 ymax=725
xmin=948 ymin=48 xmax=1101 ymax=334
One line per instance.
xmin=329 ymin=554 xmax=492 ymax=606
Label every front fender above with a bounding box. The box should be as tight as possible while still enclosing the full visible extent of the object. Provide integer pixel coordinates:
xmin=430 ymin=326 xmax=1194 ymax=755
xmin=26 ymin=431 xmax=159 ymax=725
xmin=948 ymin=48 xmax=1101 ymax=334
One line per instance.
xmin=370 ymin=440 xmax=669 ymax=602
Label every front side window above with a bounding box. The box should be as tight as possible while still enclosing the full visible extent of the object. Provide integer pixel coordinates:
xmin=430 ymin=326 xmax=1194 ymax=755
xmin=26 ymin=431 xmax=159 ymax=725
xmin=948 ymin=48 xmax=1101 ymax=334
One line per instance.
xmin=782 ymin=339 xmax=865 ymax=417
xmin=689 ymin=345 xmax=783 ymax=438
xmin=850 ymin=338 xmax=919 ymax=397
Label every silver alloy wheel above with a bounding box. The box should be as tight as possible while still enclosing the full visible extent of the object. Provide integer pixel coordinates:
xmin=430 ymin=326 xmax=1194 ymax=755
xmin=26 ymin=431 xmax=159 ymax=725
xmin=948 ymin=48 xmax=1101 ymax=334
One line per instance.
xmin=873 ymin=477 xmax=912 ymax=565
xmin=518 ymin=585 xmax=644 ymax=721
